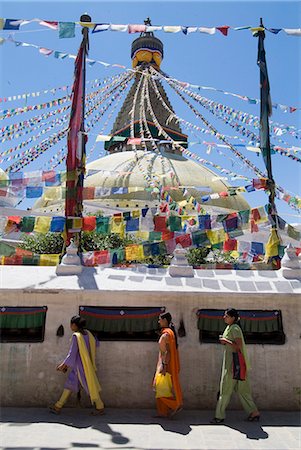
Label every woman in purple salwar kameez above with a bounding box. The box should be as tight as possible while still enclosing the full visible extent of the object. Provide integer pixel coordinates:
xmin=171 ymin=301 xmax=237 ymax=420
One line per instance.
xmin=50 ymin=316 xmax=104 ymax=415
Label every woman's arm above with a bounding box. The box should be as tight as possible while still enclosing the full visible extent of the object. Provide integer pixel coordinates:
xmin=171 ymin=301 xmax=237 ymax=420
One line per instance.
xmin=220 ymin=336 xmax=242 ymax=351
xmin=159 ymin=334 xmax=171 ymax=375
xmin=57 ymin=335 xmax=78 ymax=371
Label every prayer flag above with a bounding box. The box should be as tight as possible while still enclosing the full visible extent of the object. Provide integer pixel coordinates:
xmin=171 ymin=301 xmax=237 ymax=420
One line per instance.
xmin=33 ymin=216 xmax=51 ymax=233
xmin=59 ymin=22 xmax=75 ymax=38
xmin=39 ymin=20 xmax=58 ymax=30
xmin=39 ymin=47 xmax=53 ymax=56
xmin=255 ymin=26 xmax=272 ymax=171
xmin=39 ymin=254 xmax=60 ymax=266
xmin=50 ymin=217 xmax=65 ymax=232
xmin=96 ymin=217 xmax=110 ymax=234
xmin=92 ymin=23 xmax=110 ymax=33
xmin=94 ymin=250 xmax=110 ymax=265
xmin=128 ymin=24 xmax=146 ymax=33
xmin=82 ymin=216 xmax=96 ymax=232
xmin=65 ymin=39 xmax=84 ymax=224
xmin=20 ymin=216 xmax=35 ymax=233
xmin=110 ymin=24 xmax=128 ymax=32
xmin=216 ymin=26 xmax=230 ymax=36
xmin=4 ymin=19 xmax=21 ymax=30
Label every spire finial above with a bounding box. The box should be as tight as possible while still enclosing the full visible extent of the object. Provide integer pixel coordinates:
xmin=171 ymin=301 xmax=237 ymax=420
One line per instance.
xmin=144 ymin=17 xmax=151 ymax=26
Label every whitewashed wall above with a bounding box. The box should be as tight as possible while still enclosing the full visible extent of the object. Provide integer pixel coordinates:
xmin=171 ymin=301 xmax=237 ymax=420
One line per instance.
xmin=0 ymin=289 xmax=300 ymax=410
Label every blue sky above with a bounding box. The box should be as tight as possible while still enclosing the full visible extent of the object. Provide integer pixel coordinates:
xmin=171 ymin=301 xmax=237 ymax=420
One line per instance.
xmin=0 ymin=1 xmax=300 ymax=221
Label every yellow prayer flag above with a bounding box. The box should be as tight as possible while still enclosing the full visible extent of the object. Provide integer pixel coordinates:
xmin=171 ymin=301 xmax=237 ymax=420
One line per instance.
xmin=111 ymin=219 xmax=125 ymax=237
xmin=265 ymin=229 xmax=280 ymax=258
xmin=39 ymin=254 xmax=60 ymax=266
xmin=206 ymin=229 xmax=226 ymax=245
xmin=34 ymin=216 xmax=52 ymax=233
xmin=125 ymin=244 xmax=144 ymax=261
xmin=251 ymin=27 xmax=265 ymax=34
xmin=132 ymin=210 xmax=140 ymax=218
xmin=136 ymin=231 xmax=149 ymax=241
xmin=44 ymin=187 xmax=62 ymax=201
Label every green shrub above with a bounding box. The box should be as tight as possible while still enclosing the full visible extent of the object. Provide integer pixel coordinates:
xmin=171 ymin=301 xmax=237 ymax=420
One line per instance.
xmin=19 ymin=232 xmax=64 ymax=254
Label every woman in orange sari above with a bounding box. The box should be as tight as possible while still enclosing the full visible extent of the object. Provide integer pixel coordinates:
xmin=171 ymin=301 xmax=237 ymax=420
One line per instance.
xmin=153 ymin=312 xmax=183 ymax=418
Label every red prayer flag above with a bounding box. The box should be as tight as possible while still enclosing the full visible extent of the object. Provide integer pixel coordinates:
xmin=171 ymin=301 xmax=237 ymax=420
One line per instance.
xmin=216 ymin=25 xmax=230 ymax=36
xmin=175 ymin=234 xmax=192 ymax=248
xmin=65 ymin=43 xmax=84 ymax=219
xmin=82 ymin=216 xmax=96 ymax=232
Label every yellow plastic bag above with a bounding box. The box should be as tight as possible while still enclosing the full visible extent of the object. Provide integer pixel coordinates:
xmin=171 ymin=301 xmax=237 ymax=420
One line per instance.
xmin=155 ymin=372 xmax=173 ymax=398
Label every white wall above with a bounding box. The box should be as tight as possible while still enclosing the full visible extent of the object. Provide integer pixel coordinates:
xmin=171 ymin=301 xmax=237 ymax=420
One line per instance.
xmin=0 ymin=289 xmax=300 ymax=410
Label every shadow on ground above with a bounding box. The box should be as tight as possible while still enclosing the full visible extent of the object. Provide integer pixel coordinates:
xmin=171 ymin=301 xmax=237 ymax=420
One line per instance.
xmin=1 ymin=407 xmax=300 ymax=450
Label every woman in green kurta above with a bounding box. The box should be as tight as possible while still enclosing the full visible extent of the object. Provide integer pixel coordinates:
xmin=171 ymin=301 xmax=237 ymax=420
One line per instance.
xmin=211 ymin=308 xmax=260 ymax=424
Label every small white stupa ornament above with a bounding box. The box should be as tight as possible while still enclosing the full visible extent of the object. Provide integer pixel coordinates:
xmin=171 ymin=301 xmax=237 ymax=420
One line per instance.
xmin=169 ymin=244 xmax=194 ymax=277
xmin=281 ymin=244 xmax=301 ymax=280
xmin=56 ymin=238 xmax=83 ymax=275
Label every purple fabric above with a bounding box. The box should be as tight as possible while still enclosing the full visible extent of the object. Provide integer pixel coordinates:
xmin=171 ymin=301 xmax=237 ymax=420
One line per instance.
xmin=63 ymin=333 xmax=98 ymax=394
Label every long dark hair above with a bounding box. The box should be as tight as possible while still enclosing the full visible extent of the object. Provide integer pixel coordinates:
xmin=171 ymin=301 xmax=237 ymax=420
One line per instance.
xmin=225 ymin=308 xmax=241 ymax=328
xmin=71 ymin=315 xmax=86 ymax=333
xmin=159 ymin=312 xmax=178 ymax=348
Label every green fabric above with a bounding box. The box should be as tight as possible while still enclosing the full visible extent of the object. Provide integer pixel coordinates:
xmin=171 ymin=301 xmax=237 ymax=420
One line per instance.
xmin=212 ymin=242 xmax=223 ymax=250
xmin=96 ymin=217 xmax=110 ymax=234
xmin=238 ymin=210 xmax=250 ymax=225
xmin=22 ymin=255 xmax=40 ymax=265
xmin=149 ymin=231 xmax=162 ymax=242
xmin=168 ymin=216 xmax=182 ymax=232
xmin=0 ymin=242 xmax=15 ymax=256
xmin=109 ymin=247 xmax=124 ymax=262
xmin=82 ymin=315 xmax=159 ymax=333
xmin=142 ymin=243 xmax=151 ymax=257
xmin=240 ymin=318 xmax=279 ymax=332
xmin=158 ymin=241 xmax=167 ymax=255
xmin=0 ymin=311 xmax=46 ymax=329
xmin=192 ymin=230 xmax=210 ymax=247
xmin=228 ymin=228 xmax=244 ymax=238
xmin=287 ymin=225 xmax=300 ymax=241
xmin=20 ymin=216 xmax=35 ymax=233
xmin=198 ymin=316 xmax=280 ymax=333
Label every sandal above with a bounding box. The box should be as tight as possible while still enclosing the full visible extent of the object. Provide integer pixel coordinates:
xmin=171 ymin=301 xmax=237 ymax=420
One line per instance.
xmin=210 ymin=417 xmax=224 ymax=424
xmin=49 ymin=405 xmax=61 ymax=415
xmin=247 ymin=414 xmax=260 ymax=422
xmin=91 ymin=408 xmax=105 ymax=416
xmin=169 ymin=406 xmax=183 ymax=418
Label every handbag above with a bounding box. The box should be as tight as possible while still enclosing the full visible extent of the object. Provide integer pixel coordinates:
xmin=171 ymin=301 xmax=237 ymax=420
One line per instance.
xmin=155 ymin=372 xmax=173 ymax=398
xmin=232 ymin=351 xmax=247 ymax=381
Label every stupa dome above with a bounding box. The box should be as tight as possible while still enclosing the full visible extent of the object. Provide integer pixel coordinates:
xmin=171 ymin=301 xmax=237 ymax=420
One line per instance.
xmin=33 ymin=150 xmax=249 ymax=214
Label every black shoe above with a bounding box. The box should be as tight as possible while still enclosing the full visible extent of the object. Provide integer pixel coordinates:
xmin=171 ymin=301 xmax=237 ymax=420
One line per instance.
xmin=210 ymin=417 xmax=224 ymax=424
xmin=247 ymin=414 xmax=260 ymax=422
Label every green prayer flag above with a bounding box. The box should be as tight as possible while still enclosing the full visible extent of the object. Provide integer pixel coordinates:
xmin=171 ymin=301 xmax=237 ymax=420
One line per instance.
xmin=287 ymin=225 xmax=301 ymax=241
xmin=20 ymin=216 xmax=35 ymax=233
xmin=0 ymin=242 xmax=15 ymax=256
xmin=96 ymin=217 xmax=110 ymax=234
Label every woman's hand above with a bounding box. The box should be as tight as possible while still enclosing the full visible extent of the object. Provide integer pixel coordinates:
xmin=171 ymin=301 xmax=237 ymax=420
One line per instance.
xmin=159 ymin=363 xmax=167 ymax=375
xmin=56 ymin=363 xmax=68 ymax=372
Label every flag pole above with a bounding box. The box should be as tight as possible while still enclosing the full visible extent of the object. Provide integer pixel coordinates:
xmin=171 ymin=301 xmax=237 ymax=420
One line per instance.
xmin=254 ymin=18 xmax=281 ymax=265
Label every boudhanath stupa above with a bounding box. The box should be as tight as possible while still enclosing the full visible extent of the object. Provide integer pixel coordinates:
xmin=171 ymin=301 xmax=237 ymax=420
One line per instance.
xmin=33 ymin=30 xmax=249 ymax=216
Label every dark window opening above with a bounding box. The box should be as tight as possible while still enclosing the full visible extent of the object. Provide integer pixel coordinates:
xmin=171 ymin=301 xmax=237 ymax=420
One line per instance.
xmin=0 ymin=306 xmax=47 ymax=343
xmin=197 ymin=309 xmax=285 ymax=345
xmin=79 ymin=306 xmax=165 ymax=341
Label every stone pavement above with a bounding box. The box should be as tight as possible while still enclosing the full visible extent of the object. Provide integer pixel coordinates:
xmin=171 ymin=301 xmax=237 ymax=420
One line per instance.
xmin=0 ymin=408 xmax=300 ymax=450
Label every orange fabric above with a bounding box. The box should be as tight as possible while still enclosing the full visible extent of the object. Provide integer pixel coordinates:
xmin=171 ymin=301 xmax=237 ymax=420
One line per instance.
xmin=156 ymin=398 xmax=170 ymax=417
xmin=155 ymin=327 xmax=183 ymax=415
